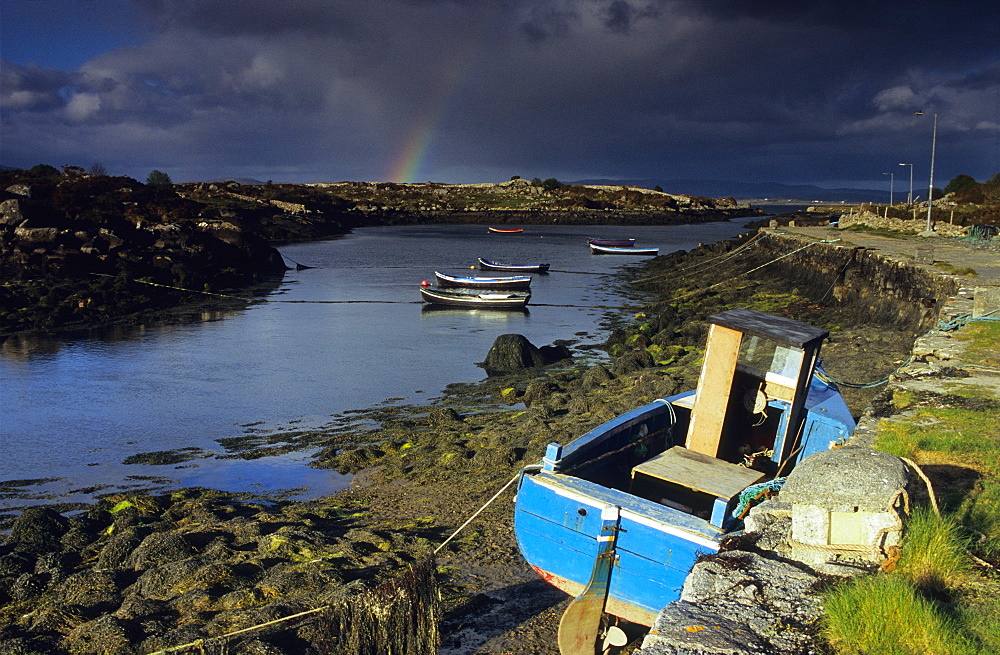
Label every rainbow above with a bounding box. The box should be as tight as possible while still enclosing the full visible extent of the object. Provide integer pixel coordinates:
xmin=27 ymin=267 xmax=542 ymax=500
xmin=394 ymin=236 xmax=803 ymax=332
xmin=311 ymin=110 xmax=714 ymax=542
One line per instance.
xmin=387 ymin=32 xmax=480 ymax=183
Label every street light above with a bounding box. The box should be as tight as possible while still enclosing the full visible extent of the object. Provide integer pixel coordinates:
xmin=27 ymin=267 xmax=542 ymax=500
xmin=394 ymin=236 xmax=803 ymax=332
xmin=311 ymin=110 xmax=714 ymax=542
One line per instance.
xmin=914 ymin=111 xmax=937 ymax=233
xmin=899 ymin=162 xmax=913 ymax=204
xmin=882 ymin=172 xmax=894 ymax=205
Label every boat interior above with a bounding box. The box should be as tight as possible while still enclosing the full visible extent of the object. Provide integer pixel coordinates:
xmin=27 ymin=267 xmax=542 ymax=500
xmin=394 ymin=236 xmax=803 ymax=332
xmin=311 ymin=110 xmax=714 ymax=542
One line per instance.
xmin=548 ymin=309 xmax=831 ymax=529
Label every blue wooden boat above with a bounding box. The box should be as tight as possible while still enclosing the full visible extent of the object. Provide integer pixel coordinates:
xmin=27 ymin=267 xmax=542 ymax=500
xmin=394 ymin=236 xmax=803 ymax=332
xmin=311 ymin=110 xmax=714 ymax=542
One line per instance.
xmin=478 ymin=257 xmax=550 ymax=273
xmin=434 ymin=271 xmax=532 ymax=290
xmin=589 ymin=243 xmax=658 ymax=255
xmin=513 ymin=309 xmax=855 ymax=651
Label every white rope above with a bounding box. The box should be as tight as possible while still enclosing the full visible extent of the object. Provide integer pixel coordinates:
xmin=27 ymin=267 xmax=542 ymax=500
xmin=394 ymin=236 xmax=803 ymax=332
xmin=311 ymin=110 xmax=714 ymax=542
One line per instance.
xmin=433 ymin=471 xmax=524 ymax=554
xmin=901 ymin=456 xmax=940 ymax=516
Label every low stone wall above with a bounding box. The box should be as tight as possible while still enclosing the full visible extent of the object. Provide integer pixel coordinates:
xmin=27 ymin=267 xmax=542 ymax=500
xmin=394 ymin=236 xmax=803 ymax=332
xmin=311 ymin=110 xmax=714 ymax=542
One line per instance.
xmin=752 ymin=232 xmax=959 ymax=332
xmin=837 ymin=208 xmax=968 ymax=237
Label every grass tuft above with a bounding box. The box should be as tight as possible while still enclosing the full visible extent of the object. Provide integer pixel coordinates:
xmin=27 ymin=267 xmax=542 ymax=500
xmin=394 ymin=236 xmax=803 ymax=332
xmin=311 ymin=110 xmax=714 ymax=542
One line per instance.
xmin=896 ymin=508 xmax=971 ymax=594
xmin=823 ymin=573 xmax=972 ymax=655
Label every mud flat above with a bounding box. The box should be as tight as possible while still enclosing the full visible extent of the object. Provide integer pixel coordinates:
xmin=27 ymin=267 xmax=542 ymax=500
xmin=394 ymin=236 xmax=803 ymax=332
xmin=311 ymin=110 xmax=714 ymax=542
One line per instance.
xmin=3 ymin=225 xmax=985 ymax=654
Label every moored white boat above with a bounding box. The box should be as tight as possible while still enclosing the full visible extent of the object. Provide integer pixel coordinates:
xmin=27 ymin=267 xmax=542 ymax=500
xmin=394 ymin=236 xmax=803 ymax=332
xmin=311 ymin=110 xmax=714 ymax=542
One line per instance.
xmin=478 ymin=257 xmax=550 ymax=273
xmin=419 ymin=285 xmax=530 ymax=309
xmin=589 ymin=243 xmax=658 ymax=255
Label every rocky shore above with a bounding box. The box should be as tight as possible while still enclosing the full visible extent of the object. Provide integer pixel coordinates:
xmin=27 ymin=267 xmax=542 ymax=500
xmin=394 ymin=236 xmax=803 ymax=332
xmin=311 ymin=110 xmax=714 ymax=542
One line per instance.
xmin=8 ymin=215 xmax=980 ymax=654
xmin=1 ymin=170 xmax=759 ymax=335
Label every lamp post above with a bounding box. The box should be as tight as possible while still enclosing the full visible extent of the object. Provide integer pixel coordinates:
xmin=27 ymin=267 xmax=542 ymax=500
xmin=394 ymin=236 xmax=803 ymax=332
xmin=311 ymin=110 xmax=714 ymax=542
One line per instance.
xmin=882 ymin=172 xmax=894 ymax=205
xmin=899 ymin=162 xmax=913 ymax=204
xmin=914 ymin=111 xmax=937 ymax=233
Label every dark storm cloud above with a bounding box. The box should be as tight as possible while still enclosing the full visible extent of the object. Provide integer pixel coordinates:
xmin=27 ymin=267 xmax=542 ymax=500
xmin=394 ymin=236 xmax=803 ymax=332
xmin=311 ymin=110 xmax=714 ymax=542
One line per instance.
xmin=1 ymin=0 xmax=997 ymax=185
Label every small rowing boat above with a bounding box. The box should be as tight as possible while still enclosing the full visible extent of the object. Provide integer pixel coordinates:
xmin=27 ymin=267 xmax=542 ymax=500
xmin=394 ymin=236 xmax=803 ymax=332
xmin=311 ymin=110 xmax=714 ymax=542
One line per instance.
xmin=514 ymin=309 xmax=855 ymax=649
xmin=434 ymin=271 xmax=532 ymax=290
xmin=478 ymin=257 xmax=550 ymax=273
xmin=589 ymin=243 xmax=658 ymax=255
xmin=587 ymin=238 xmax=636 ymax=247
xmin=488 ymin=227 xmax=524 ymax=233
xmin=419 ymin=285 xmax=530 ymax=309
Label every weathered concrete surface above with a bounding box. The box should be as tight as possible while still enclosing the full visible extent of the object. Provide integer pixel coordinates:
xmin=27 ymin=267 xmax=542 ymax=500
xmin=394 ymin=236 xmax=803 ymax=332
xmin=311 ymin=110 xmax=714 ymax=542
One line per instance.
xmin=637 ymin=551 xmax=824 ymax=655
xmin=780 ymin=447 xmax=909 ymax=513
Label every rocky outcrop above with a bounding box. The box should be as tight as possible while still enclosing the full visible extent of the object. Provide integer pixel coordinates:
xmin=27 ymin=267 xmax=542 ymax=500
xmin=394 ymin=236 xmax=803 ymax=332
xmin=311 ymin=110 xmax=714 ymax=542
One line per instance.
xmin=0 ymin=180 xmax=288 ymax=333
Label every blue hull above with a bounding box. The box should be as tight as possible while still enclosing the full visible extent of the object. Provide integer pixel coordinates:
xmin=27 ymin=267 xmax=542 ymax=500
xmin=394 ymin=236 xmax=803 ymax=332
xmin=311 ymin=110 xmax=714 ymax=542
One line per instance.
xmin=514 ymin=377 xmax=854 ymax=625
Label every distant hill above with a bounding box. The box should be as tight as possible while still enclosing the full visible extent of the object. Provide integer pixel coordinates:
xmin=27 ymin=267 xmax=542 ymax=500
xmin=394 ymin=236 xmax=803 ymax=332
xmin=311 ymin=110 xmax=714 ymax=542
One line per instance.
xmin=204 ymin=177 xmax=265 ymax=185
xmin=573 ymin=178 xmax=891 ymax=203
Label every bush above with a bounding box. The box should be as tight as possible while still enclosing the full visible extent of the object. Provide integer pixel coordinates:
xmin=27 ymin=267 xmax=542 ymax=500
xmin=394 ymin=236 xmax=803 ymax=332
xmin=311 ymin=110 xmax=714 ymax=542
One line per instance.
xmin=146 ymin=170 xmax=173 ymax=187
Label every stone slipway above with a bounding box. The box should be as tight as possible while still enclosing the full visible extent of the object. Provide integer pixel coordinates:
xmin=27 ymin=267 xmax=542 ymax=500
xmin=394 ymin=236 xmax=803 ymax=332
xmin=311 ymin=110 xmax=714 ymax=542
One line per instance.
xmin=634 ymin=227 xmax=1000 ymax=655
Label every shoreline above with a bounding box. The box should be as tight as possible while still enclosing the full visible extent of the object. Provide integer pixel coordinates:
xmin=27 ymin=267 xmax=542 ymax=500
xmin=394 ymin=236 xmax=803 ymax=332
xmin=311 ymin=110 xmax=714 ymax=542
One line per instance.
xmin=3 ymin=221 xmax=995 ymax=654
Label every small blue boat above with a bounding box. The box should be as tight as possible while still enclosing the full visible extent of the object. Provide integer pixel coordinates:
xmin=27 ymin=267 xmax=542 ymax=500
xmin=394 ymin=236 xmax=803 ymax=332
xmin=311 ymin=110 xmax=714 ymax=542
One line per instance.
xmin=514 ymin=309 xmax=855 ymax=651
xmin=434 ymin=271 xmax=532 ymax=290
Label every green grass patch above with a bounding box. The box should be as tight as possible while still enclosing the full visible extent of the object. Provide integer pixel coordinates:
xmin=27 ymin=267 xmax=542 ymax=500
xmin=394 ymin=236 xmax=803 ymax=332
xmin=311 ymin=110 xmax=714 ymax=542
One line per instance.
xmin=895 ymin=509 xmax=972 ymax=593
xmin=822 ymin=509 xmax=993 ymax=654
xmin=934 ymin=261 xmax=978 ymax=277
xmin=876 ymin=397 xmax=1000 ymax=552
xmin=838 ymin=357 xmax=1000 ymax=654
xmin=823 ymin=573 xmax=974 ymax=654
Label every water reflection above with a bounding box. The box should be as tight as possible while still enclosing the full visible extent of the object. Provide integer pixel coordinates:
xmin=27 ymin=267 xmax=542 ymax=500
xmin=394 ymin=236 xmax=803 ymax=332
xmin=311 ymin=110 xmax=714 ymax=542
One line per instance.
xmin=2 ymin=222 xmax=757 ymax=513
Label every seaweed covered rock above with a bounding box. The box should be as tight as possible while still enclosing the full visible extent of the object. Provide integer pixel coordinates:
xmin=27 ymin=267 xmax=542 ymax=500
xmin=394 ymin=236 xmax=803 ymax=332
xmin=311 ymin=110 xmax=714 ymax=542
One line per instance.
xmin=7 ymin=508 xmax=68 ymax=554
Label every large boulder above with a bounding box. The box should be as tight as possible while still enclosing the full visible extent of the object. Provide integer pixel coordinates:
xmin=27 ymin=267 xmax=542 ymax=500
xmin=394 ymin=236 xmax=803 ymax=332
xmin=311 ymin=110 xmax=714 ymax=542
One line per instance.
xmin=481 ymin=334 xmax=545 ymax=375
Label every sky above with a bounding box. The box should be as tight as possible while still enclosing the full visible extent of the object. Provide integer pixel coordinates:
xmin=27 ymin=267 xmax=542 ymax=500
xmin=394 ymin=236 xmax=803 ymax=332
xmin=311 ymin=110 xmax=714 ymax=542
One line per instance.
xmin=1 ymin=0 xmax=998 ymax=190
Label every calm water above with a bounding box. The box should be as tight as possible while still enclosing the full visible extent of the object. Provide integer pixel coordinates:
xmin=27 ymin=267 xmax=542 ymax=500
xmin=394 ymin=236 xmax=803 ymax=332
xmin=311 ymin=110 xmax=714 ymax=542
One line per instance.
xmin=1 ymin=221 xmax=756 ymax=512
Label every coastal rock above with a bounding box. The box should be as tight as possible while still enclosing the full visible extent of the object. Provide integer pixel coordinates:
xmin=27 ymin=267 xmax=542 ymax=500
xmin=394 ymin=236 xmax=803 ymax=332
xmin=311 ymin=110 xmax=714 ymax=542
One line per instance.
xmin=539 ymin=342 xmax=572 ymax=364
xmin=581 ymin=364 xmax=614 ymax=389
xmin=481 ymin=334 xmax=545 ymax=375
xmin=521 ymin=380 xmax=559 ymax=407
xmin=65 ymin=615 xmax=134 ymax=655
xmin=52 ymin=569 xmax=122 ymax=613
xmin=428 ymin=407 xmax=464 ymax=426
xmin=126 ymin=531 xmax=196 ymax=571
xmin=0 ymin=198 xmax=26 ymax=225
xmin=612 ymin=348 xmax=655 ymax=375
xmin=8 ymin=507 xmax=68 ymax=553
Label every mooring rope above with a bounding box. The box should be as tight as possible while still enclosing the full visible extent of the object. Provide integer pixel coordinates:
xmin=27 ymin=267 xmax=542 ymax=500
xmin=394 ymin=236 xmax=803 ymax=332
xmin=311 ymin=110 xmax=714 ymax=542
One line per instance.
xmin=814 ymin=356 xmax=915 ymax=389
xmin=433 ymin=471 xmax=526 ymax=554
xmin=938 ymin=307 xmax=1000 ymax=331
xmin=142 ymin=470 xmax=527 ymax=655
xmin=673 ymin=231 xmax=765 ymax=274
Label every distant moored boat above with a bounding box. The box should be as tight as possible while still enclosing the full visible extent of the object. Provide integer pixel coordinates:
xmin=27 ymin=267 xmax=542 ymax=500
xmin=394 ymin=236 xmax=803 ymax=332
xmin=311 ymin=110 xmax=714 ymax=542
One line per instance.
xmin=589 ymin=243 xmax=658 ymax=255
xmin=587 ymin=238 xmax=636 ymax=247
xmin=478 ymin=257 xmax=550 ymax=273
